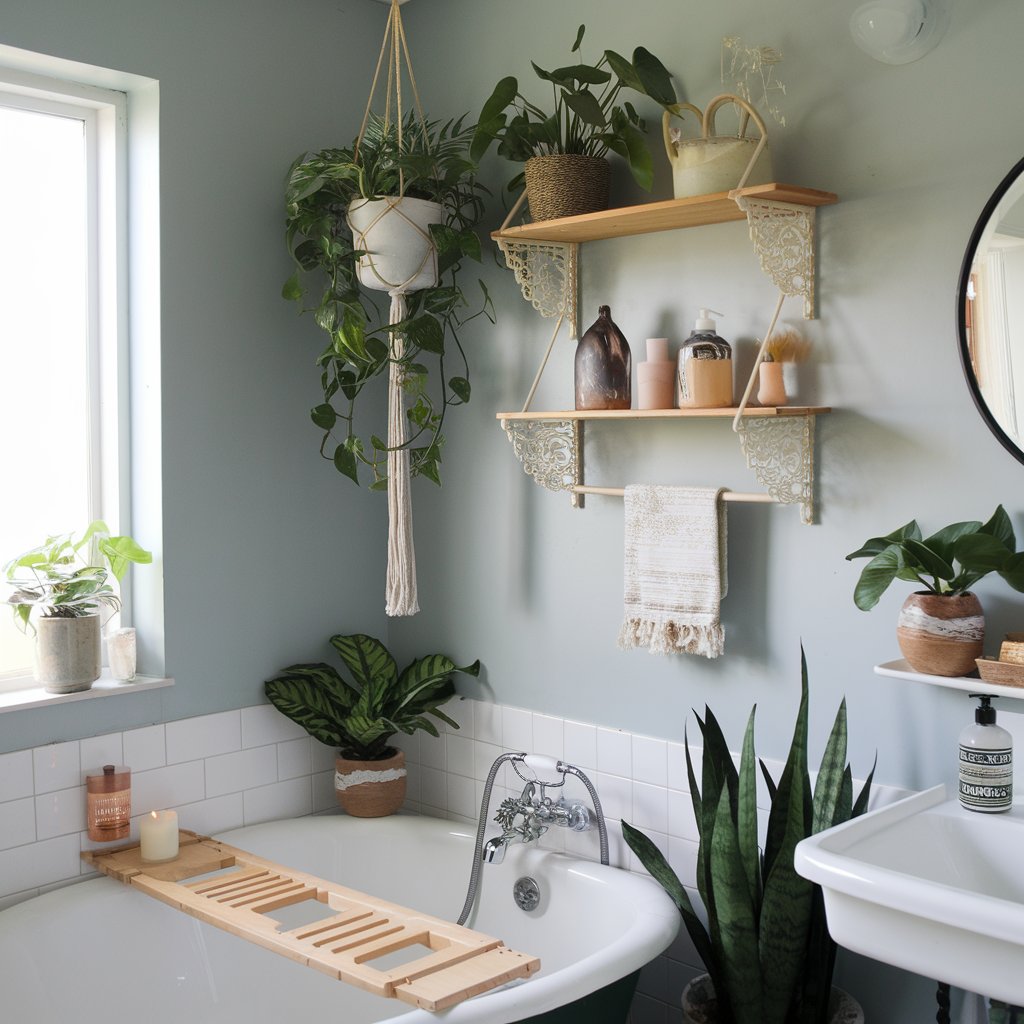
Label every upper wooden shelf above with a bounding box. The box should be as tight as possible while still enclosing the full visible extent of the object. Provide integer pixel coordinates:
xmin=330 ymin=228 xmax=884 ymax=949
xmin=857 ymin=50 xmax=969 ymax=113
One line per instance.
xmin=497 ymin=406 xmax=830 ymax=422
xmin=490 ymin=184 xmax=838 ymax=244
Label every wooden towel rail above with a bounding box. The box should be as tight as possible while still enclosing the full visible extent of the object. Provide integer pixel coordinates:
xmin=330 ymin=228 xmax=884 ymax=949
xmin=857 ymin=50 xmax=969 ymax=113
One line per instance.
xmin=572 ymin=485 xmax=777 ymax=502
xmin=82 ymin=830 xmax=539 ymax=1012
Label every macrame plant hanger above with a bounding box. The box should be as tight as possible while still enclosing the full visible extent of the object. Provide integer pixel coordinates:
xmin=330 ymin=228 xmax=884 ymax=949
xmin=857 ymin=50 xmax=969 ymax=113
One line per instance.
xmin=352 ymin=0 xmax=435 ymax=617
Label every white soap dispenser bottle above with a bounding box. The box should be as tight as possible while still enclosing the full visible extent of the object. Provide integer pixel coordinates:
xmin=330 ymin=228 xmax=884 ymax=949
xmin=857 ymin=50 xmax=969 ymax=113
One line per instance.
xmin=959 ymin=693 xmax=1013 ymax=813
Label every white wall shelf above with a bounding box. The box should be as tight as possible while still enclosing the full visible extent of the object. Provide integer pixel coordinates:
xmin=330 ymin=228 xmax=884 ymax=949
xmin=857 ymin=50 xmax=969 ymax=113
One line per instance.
xmin=875 ymin=659 xmax=1024 ymax=702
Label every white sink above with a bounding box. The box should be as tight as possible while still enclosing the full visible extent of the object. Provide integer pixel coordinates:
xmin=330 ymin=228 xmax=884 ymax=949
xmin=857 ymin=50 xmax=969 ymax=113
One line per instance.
xmin=795 ymin=785 xmax=1024 ymax=1006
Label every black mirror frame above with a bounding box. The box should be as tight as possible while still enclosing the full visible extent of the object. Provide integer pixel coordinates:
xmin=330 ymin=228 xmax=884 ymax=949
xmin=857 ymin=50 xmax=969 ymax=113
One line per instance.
xmin=957 ymin=153 xmax=1024 ymax=469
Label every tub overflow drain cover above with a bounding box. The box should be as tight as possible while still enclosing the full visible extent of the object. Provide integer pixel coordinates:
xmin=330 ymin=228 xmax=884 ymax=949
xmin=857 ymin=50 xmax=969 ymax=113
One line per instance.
xmin=514 ymin=876 xmax=541 ymax=912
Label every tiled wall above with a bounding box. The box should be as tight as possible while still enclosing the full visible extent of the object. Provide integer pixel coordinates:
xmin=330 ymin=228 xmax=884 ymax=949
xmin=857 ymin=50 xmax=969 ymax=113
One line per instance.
xmin=0 ymin=705 xmax=339 ymax=911
xmin=0 ymin=695 xmax=906 ymax=1024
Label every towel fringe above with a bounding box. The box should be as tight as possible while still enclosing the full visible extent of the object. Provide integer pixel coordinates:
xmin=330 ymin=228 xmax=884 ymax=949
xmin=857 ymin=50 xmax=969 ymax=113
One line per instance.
xmin=618 ymin=617 xmax=725 ymax=658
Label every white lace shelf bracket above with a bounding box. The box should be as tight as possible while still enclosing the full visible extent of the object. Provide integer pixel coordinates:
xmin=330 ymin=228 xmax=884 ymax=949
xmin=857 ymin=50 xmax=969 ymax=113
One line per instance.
xmin=500 ymin=417 xmax=584 ymax=508
xmin=496 ymin=239 xmax=579 ymax=339
xmin=736 ymin=414 xmax=816 ymax=524
xmin=733 ymin=195 xmax=817 ymax=319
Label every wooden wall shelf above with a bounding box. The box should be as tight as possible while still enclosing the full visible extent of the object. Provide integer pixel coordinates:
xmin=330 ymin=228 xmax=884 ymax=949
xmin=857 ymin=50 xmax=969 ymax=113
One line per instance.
xmin=497 ymin=406 xmax=831 ymax=422
xmin=491 ymin=184 xmax=838 ymax=244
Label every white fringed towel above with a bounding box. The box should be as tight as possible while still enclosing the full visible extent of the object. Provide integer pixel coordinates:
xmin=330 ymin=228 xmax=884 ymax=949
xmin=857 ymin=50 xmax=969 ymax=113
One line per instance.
xmin=617 ymin=485 xmax=727 ymax=657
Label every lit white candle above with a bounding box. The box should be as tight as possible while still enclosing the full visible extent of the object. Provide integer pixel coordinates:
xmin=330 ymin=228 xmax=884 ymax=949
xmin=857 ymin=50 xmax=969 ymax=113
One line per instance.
xmin=140 ymin=809 xmax=179 ymax=862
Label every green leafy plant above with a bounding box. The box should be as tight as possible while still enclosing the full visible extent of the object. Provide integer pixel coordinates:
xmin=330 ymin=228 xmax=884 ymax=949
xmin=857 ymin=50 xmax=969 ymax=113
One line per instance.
xmin=622 ymin=650 xmax=874 ymax=1024
xmin=845 ymin=505 xmax=1024 ymax=611
xmin=284 ymin=112 xmax=493 ymax=488
xmin=264 ymin=631 xmax=480 ymax=760
xmin=4 ymin=521 xmax=152 ymax=632
xmin=470 ymin=24 xmax=677 ymax=192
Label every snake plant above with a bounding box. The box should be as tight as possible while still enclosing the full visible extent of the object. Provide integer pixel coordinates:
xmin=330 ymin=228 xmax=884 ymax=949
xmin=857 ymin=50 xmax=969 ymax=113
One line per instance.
xmin=264 ymin=631 xmax=479 ymax=760
xmin=623 ymin=650 xmax=875 ymax=1024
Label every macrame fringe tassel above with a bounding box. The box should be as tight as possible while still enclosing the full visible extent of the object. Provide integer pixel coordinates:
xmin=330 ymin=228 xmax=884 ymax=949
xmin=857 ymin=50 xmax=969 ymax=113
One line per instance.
xmin=617 ymin=617 xmax=724 ymax=658
xmin=385 ymin=290 xmax=419 ymax=617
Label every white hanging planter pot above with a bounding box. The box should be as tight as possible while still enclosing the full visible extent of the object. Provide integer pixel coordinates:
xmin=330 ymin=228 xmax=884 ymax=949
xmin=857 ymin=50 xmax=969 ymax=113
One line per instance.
xmin=34 ymin=614 xmax=102 ymax=694
xmin=346 ymin=195 xmax=442 ymax=293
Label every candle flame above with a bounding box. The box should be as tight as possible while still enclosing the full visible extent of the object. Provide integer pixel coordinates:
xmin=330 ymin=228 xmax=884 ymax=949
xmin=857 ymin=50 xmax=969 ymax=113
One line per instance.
xmin=150 ymin=810 xmax=158 ymax=819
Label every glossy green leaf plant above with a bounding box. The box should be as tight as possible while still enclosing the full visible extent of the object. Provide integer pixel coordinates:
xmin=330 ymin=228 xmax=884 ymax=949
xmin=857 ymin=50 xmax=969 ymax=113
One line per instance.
xmin=264 ymin=631 xmax=479 ymax=761
xmin=845 ymin=504 xmax=1024 ymax=611
xmin=622 ymin=649 xmax=875 ymax=1024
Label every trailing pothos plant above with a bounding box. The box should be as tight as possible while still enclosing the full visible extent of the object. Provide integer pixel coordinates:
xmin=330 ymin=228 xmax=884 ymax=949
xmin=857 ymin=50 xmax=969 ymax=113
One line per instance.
xmin=470 ymin=24 xmax=678 ymax=192
xmin=283 ymin=112 xmax=492 ymax=487
xmin=623 ymin=649 xmax=875 ymax=1024
xmin=264 ymin=631 xmax=480 ymax=761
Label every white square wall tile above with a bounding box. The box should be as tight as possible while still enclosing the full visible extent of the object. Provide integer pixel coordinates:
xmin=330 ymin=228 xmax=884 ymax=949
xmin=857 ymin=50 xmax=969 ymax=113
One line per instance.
xmin=240 ymin=704 xmax=306 ymax=748
xmin=165 ymin=710 xmax=241 ymax=764
xmin=597 ymin=727 xmax=631 ymax=777
xmin=502 ymin=706 xmax=533 ymax=751
xmin=532 ymin=714 xmax=564 ymax=761
xmin=0 ymin=798 xmax=36 ymax=850
xmin=0 ymin=834 xmax=80 ymax=898
xmin=447 ymin=773 xmax=477 ymax=820
xmin=312 ymin=770 xmax=337 ymax=813
xmin=419 ymin=731 xmax=446 ymax=770
xmin=206 ymin=745 xmax=278 ymax=799
xmin=633 ymin=735 xmax=668 ymax=787
xmin=0 ymin=750 xmax=34 ymax=802
xmin=80 ymin=733 xmax=124 ymax=776
xmin=33 ymin=741 xmax=80 ymax=795
xmin=446 ymin=734 xmax=474 ymax=778
xmin=243 ymin=777 xmax=312 ymax=826
xmin=311 ymin=741 xmax=338 ymax=773
xmin=419 ymin=766 xmax=446 ymax=812
xmin=35 ymin=786 xmax=86 ymax=840
xmin=177 ymin=794 xmax=244 ymax=836
xmin=633 ymin=782 xmax=669 ymax=834
xmin=132 ymin=761 xmax=206 ymax=815
xmin=595 ymin=771 xmax=632 ymax=821
xmin=123 ymin=724 xmax=166 ymax=772
xmin=442 ymin=697 xmax=474 ymax=736
xmin=474 ymin=702 xmax=502 ymax=745
xmin=277 ymin=737 xmax=312 ymax=781
xmin=564 ymin=720 xmax=597 ymax=770
xmin=667 ymin=741 xmax=689 ymax=792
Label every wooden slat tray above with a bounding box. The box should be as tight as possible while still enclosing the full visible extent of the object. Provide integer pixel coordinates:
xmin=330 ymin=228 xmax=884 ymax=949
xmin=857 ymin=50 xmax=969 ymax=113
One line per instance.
xmin=82 ymin=830 xmax=539 ymax=1011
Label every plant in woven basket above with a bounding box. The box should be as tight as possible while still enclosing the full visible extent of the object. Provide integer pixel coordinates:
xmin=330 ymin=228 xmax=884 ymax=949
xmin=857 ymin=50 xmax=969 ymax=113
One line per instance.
xmin=623 ymin=649 xmax=875 ymax=1024
xmin=470 ymin=24 xmax=678 ymax=194
xmin=264 ymin=631 xmax=480 ymax=761
xmin=284 ymin=112 xmax=492 ymax=487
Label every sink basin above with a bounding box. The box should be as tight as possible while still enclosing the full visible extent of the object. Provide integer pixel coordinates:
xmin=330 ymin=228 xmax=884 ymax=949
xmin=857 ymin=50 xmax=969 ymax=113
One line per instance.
xmin=795 ymin=785 xmax=1024 ymax=1005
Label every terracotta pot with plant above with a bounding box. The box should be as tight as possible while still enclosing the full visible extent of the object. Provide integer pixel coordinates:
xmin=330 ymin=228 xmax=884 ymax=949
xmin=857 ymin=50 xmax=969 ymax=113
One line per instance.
xmin=846 ymin=505 xmax=1024 ymax=676
xmin=265 ymin=632 xmax=479 ymax=817
xmin=4 ymin=521 xmax=152 ymax=693
xmin=623 ymin=649 xmax=874 ymax=1024
xmin=470 ymin=24 xmax=678 ymax=221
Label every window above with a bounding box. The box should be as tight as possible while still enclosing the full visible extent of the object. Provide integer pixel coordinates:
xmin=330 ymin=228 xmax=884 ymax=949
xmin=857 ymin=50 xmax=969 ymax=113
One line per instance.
xmin=0 ymin=50 xmax=162 ymax=690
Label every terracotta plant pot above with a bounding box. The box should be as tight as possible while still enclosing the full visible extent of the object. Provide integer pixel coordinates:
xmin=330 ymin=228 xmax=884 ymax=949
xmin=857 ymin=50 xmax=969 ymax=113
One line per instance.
xmin=681 ymin=973 xmax=863 ymax=1024
xmin=35 ymin=614 xmax=102 ymax=694
xmin=334 ymin=748 xmax=407 ymax=817
xmin=897 ymin=592 xmax=984 ymax=677
xmin=524 ymin=154 xmax=610 ymax=222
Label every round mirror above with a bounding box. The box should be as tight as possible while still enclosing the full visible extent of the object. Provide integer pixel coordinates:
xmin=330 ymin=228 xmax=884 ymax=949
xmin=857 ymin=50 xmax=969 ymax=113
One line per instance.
xmin=958 ymin=155 xmax=1024 ymax=467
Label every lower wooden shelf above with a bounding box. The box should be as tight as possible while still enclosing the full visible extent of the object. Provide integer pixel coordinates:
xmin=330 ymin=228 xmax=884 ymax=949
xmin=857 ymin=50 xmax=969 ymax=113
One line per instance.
xmin=497 ymin=407 xmax=829 ymax=522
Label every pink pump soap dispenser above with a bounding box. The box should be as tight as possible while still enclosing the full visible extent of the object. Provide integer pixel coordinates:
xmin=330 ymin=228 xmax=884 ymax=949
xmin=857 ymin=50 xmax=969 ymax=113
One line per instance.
xmin=636 ymin=338 xmax=675 ymax=410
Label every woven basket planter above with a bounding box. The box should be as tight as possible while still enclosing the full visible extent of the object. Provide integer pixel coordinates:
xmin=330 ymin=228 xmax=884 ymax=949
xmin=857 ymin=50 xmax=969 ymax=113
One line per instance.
xmin=334 ymin=748 xmax=407 ymax=817
xmin=524 ymin=154 xmax=610 ymax=222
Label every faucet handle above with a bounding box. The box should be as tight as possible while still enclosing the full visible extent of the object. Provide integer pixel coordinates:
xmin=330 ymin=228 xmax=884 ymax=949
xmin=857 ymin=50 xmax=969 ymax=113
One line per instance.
xmin=556 ymin=799 xmax=592 ymax=831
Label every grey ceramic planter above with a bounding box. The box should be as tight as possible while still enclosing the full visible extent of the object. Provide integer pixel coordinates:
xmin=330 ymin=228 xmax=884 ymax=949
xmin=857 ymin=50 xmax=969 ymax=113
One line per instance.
xmin=35 ymin=614 xmax=102 ymax=693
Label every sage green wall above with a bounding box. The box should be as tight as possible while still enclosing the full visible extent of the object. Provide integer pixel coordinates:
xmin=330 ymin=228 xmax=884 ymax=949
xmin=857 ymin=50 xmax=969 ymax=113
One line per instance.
xmin=0 ymin=0 xmax=390 ymax=751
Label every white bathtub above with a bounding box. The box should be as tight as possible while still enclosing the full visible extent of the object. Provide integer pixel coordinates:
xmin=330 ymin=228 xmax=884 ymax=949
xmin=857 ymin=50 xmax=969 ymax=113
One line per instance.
xmin=0 ymin=813 xmax=679 ymax=1023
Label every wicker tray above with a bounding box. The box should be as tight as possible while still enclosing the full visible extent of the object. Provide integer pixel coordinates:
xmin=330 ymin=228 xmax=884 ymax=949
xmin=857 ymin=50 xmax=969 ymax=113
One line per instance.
xmin=976 ymin=658 xmax=1024 ymax=688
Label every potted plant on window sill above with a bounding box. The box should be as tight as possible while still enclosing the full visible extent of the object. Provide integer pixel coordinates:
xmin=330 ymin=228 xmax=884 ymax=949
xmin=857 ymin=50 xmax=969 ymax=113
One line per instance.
xmin=622 ymin=649 xmax=873 ymax=1024
xmin=846 ymin=505 xmax=1024 ymax=677
xmin=470 ymin=24 xmax=678 ymax=222
xmin=264 ymin=631 xmax=479 ymax=817
xmin=4 ymin=521 xmax=152 ymax=694
xmin=284 ymin=112 xmax=490 ymax=489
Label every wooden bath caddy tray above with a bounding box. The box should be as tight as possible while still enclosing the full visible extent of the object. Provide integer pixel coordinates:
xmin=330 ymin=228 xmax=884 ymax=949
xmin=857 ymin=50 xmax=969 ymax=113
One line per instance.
xmin=81 ymin=830 xmax=539 ymax=1011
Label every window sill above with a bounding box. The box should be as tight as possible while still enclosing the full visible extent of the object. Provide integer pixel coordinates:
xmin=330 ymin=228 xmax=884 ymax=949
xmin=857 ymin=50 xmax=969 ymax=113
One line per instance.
xmin=0 ymin=670 xmax=173 ymax=713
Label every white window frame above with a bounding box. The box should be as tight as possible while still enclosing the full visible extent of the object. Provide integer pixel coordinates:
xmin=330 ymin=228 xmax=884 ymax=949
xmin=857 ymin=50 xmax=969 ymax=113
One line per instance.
xmin=0 ymin=47 xmax=165 ymax=704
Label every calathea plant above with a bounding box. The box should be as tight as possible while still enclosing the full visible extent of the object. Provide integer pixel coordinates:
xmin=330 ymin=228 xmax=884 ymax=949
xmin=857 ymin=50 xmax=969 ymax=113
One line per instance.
xmin=623 ymin=650 xmax=874 ymax=1024
xmin=284 ymin=112 xmax=492 ymax=488
xmin=264 ymin=631 xmax=479 ymax=760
